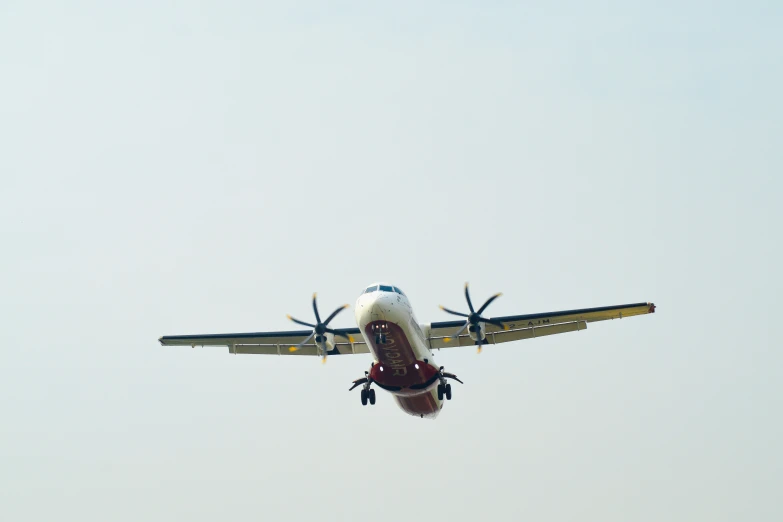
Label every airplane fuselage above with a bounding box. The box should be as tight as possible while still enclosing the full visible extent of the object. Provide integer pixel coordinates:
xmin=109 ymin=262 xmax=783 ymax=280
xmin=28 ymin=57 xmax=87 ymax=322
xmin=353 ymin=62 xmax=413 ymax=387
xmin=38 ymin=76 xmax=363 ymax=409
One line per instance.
xmin=355 ymin=283 xmax=443 ymax=418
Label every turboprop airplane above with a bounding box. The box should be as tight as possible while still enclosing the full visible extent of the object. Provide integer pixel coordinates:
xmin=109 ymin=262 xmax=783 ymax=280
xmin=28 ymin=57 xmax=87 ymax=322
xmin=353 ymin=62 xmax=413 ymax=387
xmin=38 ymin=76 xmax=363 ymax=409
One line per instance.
xmin=159 ymin=283 xmax=656 ymax=419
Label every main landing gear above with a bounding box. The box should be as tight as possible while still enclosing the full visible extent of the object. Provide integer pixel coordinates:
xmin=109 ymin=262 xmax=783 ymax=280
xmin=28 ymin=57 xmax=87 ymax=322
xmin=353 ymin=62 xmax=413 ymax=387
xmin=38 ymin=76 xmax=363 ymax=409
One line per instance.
xmin=349 ymin=365 xmax=377 ymax=407
xmin=437 ymin=382 xmax=452 ymax=401
xmin=437 ymin=366 xmax=463 ymax=401
xmin=360 ymin=388 xmax=376 ymax=406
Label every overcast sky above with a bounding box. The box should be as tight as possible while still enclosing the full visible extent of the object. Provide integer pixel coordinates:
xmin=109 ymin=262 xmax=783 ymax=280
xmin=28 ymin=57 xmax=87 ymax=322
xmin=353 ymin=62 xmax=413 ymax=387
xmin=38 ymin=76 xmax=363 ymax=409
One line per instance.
xmin=1 ymin=1 xmax=781 ymax=521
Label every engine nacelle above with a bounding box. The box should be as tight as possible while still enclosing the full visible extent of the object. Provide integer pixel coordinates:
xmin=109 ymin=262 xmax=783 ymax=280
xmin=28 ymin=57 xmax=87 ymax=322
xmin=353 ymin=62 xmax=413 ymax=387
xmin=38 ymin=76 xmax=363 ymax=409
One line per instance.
xmin=314 ymin=332 xmax=336 ymax=352
xmin=467 ymin=322 xmax=486 ymax=342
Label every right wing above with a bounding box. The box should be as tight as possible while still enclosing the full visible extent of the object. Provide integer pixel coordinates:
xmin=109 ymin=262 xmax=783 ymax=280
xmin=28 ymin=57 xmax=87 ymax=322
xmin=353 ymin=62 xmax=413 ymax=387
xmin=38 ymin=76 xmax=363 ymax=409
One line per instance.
xmin=427 ymin=302 xmax=655 ymax=349
xmin=159 ymin=328 xmax=369 ymax=356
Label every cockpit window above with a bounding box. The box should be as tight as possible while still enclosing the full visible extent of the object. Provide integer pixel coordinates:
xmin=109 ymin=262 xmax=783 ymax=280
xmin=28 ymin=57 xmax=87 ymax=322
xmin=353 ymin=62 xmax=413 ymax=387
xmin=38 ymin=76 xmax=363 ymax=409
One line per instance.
xmin=393 ymin=286 xmax=406 ymax=296
xmin=364 ymin=285 xmax=378 ymax=294
xmin=379 ymin=285 xmax=394 ymax=293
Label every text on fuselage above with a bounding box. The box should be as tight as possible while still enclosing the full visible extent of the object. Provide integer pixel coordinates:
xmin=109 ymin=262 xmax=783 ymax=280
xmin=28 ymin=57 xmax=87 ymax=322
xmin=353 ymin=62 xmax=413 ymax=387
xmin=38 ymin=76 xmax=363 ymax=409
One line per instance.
xmin=378 ymin=335 xmax=407 ymax=376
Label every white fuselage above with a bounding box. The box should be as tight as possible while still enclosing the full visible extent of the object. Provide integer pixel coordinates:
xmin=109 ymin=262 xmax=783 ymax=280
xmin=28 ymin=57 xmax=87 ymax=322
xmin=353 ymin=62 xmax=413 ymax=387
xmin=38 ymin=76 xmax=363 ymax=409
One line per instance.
xmin=354 ymin=283 xmax=443 ymax=418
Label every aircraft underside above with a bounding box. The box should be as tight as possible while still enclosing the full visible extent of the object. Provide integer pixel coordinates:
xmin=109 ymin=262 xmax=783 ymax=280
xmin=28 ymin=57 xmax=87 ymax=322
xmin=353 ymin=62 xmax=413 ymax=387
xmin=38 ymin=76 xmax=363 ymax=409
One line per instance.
xmin=349 ymin=320 xmax=458 ymax=418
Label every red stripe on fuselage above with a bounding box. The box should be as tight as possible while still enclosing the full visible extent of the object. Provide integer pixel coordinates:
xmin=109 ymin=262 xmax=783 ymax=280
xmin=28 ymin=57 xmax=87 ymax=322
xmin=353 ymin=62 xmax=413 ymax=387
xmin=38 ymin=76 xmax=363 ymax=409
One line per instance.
xmin=366 ymin=320 xmax=439 ymax=393
xmin=395 ymin=392 xmax=441 ymax=418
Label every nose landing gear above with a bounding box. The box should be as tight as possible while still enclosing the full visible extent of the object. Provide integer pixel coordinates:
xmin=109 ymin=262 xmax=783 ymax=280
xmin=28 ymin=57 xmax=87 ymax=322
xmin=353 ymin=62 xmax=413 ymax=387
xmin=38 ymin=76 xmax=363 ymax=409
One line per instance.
xmin=371 ymin=323 xmax=389 ymax=345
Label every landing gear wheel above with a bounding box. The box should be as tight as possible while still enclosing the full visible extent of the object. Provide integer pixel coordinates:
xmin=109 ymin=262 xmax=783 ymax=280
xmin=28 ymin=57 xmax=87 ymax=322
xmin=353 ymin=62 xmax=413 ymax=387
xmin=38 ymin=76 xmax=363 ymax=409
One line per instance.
xmin=437 ymin=384 xmax=444 ymax=401
xmin=368 ymin=389 xmax=376 ymax=405
xmin=445 ymin=383 xmax=452 ymax=401
xmin=360 ymin=389 xmax=368 ymax=406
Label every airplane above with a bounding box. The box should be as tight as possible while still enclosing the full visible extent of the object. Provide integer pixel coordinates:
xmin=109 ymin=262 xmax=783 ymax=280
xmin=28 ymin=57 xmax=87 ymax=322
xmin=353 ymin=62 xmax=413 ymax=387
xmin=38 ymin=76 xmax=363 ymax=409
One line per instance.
xmin=159 ymin=282 xmax=656 ymax=419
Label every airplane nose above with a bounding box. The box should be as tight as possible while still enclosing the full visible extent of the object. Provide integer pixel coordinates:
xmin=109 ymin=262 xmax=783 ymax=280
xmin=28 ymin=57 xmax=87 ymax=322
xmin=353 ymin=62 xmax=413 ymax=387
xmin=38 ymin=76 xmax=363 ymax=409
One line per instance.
xmin=370 ymin=302 xmax=384 ymax=321
xmin=368 ymin=293 xmax=395 ymax=321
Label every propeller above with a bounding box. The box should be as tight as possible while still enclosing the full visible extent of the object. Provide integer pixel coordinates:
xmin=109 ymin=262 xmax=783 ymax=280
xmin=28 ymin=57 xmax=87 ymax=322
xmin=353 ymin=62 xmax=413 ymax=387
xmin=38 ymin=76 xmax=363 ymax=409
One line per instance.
xmin=287 ymin=293 xmax=355 ymax=362
xmin=440 ymin=282 xmax=509 ymax=353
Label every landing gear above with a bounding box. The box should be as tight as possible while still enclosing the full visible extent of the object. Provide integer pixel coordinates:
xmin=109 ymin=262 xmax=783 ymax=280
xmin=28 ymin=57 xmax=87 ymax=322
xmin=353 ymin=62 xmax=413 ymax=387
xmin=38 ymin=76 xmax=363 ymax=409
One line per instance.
xmin=437 ymin=382 xmax=453 ymax=401
xmin=437 ymin=367 xmax=462 ymax=401
xmin=351 ymin=364 xmax=377 ymax=407
xmin=372 ymin=323 xmax=389 ymax=345
xmin=360 ymin=387 xmax=376 ymax=406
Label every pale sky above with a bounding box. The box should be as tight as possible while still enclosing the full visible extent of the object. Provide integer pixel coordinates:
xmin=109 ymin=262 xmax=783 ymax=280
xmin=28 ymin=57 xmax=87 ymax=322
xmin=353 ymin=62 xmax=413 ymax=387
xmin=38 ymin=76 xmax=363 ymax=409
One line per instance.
xmin=1 ymin=1 xmax=781 ymax=521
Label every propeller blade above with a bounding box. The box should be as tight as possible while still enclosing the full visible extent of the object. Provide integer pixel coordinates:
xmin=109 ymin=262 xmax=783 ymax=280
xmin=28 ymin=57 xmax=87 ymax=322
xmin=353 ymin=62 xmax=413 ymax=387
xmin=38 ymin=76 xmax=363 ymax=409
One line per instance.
xmin=286 ymin=315 xmax=315 ymax=328
xmin=476 ymin=292 xmax=502 ymax=315
xmin=439 ymin=306 xmax=469 ymax=318
xmin=315 ymin=335 xmax=329 ymax=358
xmin=323 ymin=304 xmax=349 ymax=326
xmin=288 ymin=331 xmax=315 ymax=352
xmin=326 ymin=329 xmax=355 ymax=343
xmin=464 ymin=282 xmax=475 ymax=313
xmin=311 ymin=293 xmax=321 ymax=324
xmin=482 ymin=318 xmax=509 ymax=330
xmin=443 ymin=322 xmax=469 ymax=343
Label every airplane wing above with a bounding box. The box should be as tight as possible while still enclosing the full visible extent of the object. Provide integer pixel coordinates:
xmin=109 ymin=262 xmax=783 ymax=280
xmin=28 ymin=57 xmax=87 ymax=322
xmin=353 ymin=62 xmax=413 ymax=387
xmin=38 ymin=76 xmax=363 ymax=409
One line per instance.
xmin=427 ymin=302 xmax=655 ymax=349
xmin=159 ymin=328 xmax=369 ymax=355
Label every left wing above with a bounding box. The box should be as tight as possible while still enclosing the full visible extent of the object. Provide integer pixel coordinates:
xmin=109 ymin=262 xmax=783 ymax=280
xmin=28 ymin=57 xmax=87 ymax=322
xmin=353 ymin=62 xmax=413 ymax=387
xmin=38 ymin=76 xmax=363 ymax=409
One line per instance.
xmin=427 ymin=302 xmax=655 ymax=349
xmin=159 ymin=328 xmax=368 ymax=355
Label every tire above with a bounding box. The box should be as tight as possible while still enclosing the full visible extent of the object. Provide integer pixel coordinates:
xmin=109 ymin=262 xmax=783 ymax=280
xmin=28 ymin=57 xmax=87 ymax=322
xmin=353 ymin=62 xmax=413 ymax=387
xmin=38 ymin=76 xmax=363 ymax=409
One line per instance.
xmin=437 ymin=384 xmax=444 ymax=401
xmin=369 ymin=389 xmax=376 ymax=405
xmin=445 ymin=383 xmax=452 ymax=401
xmin=361 ymin=389 xmax=368 ymax=406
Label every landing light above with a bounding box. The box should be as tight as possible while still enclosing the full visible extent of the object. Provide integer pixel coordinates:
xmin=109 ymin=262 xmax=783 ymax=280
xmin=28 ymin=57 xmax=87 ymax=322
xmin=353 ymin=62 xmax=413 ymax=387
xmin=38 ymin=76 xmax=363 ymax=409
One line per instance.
xmin=414 ymin=363 xmax=420 ymax=369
